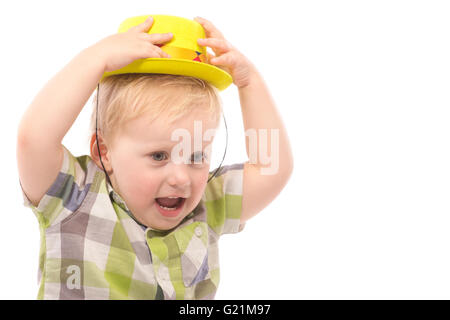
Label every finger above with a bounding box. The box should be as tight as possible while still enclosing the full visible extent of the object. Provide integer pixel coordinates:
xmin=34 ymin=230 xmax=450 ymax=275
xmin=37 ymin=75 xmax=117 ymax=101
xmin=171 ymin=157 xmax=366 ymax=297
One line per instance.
xmin=208 ymin=53 xmax=233 ymax=75
xmin=128 ymin=16 xmax=154 ymax=33
xmin=137 ymin=32 xmax=152 ymax=41
xmin=197 ymin=38 xmax=231 ymax=54
xmin=137 ymin=32 xmax=171 ymax=42
xmin=148 ymin=32 xmax=173 ymax=45
xmin=205 ymin=52 xmax=216 ymax=64
xmin=143 ymin=45 xmax=168 ymax=59
xmin=141 ymin=40 xmax=170 ymax=58
xmin=194 ymin=17 xmax=225 ymax=40
xmin=209 ymin=51 xmax=234 ymax=66
xmin=154 ymin=46 xmax=171 ymax=58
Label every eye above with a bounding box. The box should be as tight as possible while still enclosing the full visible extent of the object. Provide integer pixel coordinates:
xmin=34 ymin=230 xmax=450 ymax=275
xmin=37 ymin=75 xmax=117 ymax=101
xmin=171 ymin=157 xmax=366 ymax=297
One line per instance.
xmin=151 ymin=152 xmax=168 ymax=162
xmin=191 ymin=151 xmax=207 ymax=164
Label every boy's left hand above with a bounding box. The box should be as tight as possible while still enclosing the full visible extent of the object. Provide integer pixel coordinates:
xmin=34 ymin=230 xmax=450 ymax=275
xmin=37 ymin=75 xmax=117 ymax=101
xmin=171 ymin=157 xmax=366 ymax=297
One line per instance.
xmin=195 ymin=17 xmax=257 ymax=89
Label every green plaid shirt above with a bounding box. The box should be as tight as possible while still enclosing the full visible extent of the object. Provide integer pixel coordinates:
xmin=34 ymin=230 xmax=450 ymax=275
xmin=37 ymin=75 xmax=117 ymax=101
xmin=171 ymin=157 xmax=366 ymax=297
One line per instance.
xmin=20 ymin=145 xmax=245 ymax=300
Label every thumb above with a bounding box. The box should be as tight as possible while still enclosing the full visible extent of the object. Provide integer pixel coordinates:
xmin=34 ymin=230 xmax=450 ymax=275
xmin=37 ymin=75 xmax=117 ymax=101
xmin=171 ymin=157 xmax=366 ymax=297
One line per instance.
xmin=128 ymin=16 xmax=153 ymax=33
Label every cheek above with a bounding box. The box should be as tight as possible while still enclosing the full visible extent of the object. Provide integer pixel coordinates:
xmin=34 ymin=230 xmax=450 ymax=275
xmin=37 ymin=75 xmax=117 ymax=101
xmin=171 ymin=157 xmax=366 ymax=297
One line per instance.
xmin=191 ymin=170 xmax=209 ymax=197
xmin=134 ymin=169 xmax=163 ymax=198
xmin=115 ymin=160 xmax=157 ymax=199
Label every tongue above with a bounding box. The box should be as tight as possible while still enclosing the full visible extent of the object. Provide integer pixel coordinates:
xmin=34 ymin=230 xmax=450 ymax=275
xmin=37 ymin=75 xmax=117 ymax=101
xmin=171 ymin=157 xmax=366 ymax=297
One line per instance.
xmin=156 ymin=197 xmax=181 ymax=208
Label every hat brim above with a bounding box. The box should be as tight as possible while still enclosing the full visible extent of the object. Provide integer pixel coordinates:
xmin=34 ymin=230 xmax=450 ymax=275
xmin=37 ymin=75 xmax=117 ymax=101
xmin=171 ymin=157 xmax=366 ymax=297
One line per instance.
xmin=101 ymin=58 xmax=233 ymax=91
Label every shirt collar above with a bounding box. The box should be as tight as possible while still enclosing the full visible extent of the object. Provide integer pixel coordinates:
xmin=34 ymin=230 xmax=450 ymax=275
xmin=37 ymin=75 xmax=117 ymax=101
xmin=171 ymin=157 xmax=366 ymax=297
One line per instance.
xmin=106 ymin=181 xmax=130 ymax=212
xmin=106 ymin=181 xmax=147 ymax=230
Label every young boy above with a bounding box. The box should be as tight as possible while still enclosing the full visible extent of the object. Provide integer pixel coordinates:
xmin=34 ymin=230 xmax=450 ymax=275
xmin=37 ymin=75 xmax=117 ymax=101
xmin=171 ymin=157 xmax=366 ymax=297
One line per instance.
xmin=16 ymin=15 xmax=293 ymax=299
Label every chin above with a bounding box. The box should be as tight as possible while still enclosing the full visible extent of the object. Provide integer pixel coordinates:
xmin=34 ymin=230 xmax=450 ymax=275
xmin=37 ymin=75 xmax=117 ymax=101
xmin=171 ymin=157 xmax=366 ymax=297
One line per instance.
xmin=146 ymin=212 xmax=189 ymax=231
xmin=149 ymin=219 xmax=182 ymax=231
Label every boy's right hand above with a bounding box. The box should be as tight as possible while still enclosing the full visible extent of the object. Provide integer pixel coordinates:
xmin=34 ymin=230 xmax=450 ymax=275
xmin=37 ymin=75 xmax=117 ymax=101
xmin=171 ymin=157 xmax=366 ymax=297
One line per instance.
xmin=93 ymin=16 xmax=173 ymax=73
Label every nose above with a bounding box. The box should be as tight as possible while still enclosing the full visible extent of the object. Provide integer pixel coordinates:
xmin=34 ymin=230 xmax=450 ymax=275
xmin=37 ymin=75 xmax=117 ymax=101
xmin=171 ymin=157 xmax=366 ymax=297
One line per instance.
xmin=166 ymin=163 xmax=191 ymax=188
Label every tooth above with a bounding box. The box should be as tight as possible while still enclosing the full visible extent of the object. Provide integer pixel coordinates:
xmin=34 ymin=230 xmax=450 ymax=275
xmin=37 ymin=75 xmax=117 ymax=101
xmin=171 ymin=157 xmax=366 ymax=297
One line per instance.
xmin=159 ymin=204 xmax=176 ymax=211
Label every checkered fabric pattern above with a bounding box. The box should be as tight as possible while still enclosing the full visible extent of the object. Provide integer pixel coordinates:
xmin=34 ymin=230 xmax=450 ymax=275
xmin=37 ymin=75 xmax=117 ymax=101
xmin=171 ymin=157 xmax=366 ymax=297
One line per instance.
xmin=20 ymin=145 xmax=245 ymax=300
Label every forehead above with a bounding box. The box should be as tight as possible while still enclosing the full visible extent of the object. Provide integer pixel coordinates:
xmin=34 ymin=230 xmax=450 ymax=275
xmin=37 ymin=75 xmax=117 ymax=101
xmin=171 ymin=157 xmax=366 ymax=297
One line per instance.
xmin=121 ymin=110 xmax=218 ymax=145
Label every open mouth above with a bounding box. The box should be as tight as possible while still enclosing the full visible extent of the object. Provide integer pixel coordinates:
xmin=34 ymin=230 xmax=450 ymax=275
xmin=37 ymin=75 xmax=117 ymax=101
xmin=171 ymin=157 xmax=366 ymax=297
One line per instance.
xmin=155 ymin=197 xmax=186 ymax=211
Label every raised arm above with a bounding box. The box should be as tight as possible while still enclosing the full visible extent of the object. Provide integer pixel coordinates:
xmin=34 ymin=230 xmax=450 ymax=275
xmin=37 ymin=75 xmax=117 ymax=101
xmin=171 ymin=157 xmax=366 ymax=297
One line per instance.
xmin=16 ymin=46 xmax=106 ymax=207
xmin=17 ymin=16 xmax=173 ymax=206
xmin=238 ymin=70 xmax=294 ymax=222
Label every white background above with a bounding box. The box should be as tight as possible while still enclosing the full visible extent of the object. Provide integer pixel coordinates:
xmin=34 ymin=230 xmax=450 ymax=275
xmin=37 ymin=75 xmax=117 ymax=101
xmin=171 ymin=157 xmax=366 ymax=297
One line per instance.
xmin=2 ymin=0 xmax=450 ymax=299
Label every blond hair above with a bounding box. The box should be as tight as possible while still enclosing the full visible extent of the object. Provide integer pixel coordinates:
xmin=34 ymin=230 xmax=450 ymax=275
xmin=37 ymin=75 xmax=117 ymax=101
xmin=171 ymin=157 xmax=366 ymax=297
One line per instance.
xmin=89 ymin=73 xmax=223 ymax=148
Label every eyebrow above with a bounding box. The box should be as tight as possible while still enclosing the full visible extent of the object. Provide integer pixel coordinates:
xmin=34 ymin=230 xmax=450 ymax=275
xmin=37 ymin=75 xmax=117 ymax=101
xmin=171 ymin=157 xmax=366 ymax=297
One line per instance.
xmin=144 ymin=141 xmax=177 ymax=149
xmin=145 ymin=143 xmax=208 ymax=152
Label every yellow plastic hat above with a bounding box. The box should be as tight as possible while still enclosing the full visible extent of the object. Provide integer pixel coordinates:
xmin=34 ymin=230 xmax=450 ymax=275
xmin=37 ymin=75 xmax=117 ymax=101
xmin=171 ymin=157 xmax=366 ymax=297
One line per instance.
xmin=101 ymin=14 xmax=233 ymax=91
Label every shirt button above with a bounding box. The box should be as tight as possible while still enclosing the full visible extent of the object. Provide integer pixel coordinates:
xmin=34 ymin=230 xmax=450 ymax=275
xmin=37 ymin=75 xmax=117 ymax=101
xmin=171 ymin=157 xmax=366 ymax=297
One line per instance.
xmin=194 ymin=226 xmax=203 ymax=237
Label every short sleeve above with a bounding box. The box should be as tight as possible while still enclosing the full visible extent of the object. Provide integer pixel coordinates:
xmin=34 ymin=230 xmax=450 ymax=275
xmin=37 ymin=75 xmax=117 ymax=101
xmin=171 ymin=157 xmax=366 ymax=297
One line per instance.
xmin=20 ymin=145 xmax=94 ymax=228
xmin=203 ymin=163 xmax=246 ymax=236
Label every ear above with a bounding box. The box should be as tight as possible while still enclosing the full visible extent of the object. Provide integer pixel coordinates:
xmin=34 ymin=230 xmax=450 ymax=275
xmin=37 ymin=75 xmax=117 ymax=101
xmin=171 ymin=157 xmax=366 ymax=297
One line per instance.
xmin=90 ymin=132 xmax=113 ymax=174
